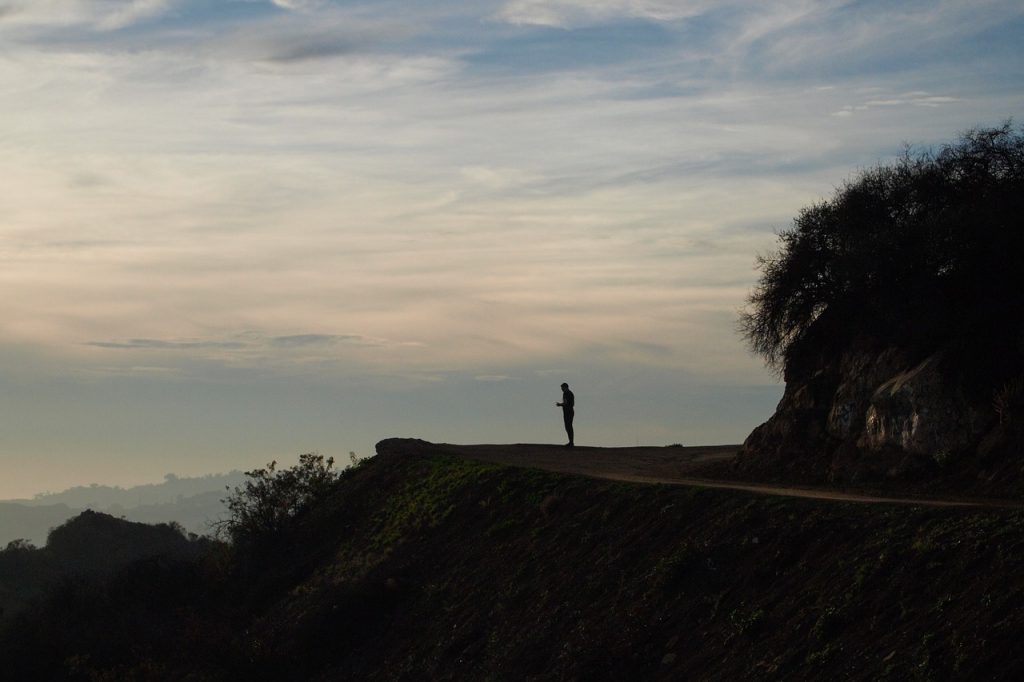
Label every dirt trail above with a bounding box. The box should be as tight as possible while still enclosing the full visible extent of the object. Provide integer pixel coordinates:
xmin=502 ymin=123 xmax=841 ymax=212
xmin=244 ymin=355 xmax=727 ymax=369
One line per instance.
xmin=381 ymin=439 xmax=1024 ymax=510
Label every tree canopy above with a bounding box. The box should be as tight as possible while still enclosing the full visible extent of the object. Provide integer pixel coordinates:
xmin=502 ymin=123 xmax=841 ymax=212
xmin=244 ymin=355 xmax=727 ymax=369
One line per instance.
xmin=217 ymin=453 xmax=340 ymax=550
xmin=741 ymin=124 xmax=1024 ymax=375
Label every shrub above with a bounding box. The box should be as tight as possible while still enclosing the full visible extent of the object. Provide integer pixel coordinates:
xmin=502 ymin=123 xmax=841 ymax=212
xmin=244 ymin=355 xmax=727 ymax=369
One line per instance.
xmin=993 ymin=376 xmax=1024 ymax=429
xmin=740 ymin=123 xmax=1024 ymax=375
xmin=217 ymin=453 xmax=340 ymax=549
xmin=3 ymin=539 xmax=36 ymax=552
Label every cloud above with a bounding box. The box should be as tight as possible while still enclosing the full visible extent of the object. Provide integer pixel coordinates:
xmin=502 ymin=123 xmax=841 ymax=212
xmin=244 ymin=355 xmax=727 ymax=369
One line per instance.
xmin=96 ymin=0 xmax=175 ymax=30
xmin=830 ymin=91 xmax=961 ymax=118
xmin=495 ymin=0 xmax=716 ymax=27
xmin=271 ymin=0 xmax=327 ymax=10
xmin=271 ymin=334 xmax=366 ymax=347
xmin=82 ymin=333 xmax=405 ymax=360
xmin=0 ymin=0 xmax=178 ymax=31
xmin=622 ymin=340 xmax=674 ymax=358
xmin=724 ymin=1 xmax=1024 ymax=79
xmin=263 ymin=35 xmax=357 ymax=62
xmin=459 ymin=165 xmax=539 ymax=191
xmin=86 ymin=338 xmax=248 ymax=351
xmin=3 ymin=0 xmax=1020 ymax=390
xmin=192 ymin=10 xmax=427 ymax=68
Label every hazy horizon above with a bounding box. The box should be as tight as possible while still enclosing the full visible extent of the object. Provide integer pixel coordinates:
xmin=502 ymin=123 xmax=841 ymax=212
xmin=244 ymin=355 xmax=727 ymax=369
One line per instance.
xmin=0 ymin=467 xmax=248 ymax=504
xmin=2 ymin=1 xmax=1022 ymax=499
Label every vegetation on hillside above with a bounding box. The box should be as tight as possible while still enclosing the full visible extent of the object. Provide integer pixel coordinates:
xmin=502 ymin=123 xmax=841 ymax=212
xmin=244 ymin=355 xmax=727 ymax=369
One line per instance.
xmin=216 ymin=452 xmax=341 ymax=551
xmin=0 ymin=511 xmax=210 ymax=625
xmin=4 ymin=445 xmax=1024 ymax=680
xmin=741 ymin=123 xmax=1024 ymax=379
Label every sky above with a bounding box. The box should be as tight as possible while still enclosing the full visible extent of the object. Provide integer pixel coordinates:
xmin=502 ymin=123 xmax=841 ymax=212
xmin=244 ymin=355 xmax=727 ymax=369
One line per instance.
xmin=1 ymin=0 xmax=1022 ymax=498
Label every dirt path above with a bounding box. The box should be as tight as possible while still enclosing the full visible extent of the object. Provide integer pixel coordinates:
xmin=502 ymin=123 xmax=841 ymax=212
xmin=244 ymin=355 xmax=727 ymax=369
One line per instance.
xmin=380 ymin=439 xmax=1024 ymax=510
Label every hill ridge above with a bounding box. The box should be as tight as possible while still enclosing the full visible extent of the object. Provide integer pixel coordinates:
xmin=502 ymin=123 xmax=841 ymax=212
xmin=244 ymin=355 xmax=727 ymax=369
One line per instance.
xmin=379 ymin=438 xmax=1024 ymax=509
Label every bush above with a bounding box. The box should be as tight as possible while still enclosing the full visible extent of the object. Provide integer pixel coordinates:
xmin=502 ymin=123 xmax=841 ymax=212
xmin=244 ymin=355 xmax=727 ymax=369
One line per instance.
xmin=740 ymin=123 xmax=1024 ymax=374
xmin=217 ymin=453 xmax=340 ymax=549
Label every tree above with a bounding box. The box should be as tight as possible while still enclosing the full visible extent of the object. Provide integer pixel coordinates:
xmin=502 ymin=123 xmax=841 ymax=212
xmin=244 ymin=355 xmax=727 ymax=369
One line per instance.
xmin=2 ymin=539 xmax=36 ymax=552
xmin=740 ymin=123 xmax=1024 ymax=376
xmin=217 ymin=453 xmax=340 ymax=548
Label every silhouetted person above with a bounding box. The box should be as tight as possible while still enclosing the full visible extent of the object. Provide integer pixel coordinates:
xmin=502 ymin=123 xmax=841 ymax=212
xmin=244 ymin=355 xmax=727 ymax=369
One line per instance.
xmin=556 ymin=382 xmax=575 ymax=447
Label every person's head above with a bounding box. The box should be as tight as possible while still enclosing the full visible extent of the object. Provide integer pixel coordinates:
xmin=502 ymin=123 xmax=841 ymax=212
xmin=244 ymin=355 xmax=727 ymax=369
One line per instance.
xmin=561 ymin=382 xmax=569 ymax=390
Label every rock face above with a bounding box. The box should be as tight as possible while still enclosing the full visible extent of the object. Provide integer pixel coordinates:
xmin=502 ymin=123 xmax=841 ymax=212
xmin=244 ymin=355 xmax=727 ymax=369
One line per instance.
xmin=740 ymin=342 xmax=1001 ymax=484
xmin=861 ymin=354 xmax=987 ymax=456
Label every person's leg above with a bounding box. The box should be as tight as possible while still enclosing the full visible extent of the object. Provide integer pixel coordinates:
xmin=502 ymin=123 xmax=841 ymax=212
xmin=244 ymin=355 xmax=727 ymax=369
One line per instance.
xmin=564 ymin=410 xmax=574 ymax=446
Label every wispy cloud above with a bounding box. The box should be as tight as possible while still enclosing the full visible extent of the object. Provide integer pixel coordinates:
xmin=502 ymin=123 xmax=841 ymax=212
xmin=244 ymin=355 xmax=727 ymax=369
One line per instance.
xmin=495 ymin=0 xmax=718 ymax=27
xmin=0 ymin=0 xmax=179 ymax=31
xmin=831 ymin=91 xmax=960 ymax=117
xmin=86 ymin=338 xmax=247 ymax=351
xmin=98 ymin=0 xmax=175 ymax=30
xmin=262 ymin=35 xmax=357 ymax=63
xmin=271 ymin=334 xmax=368 ymax=347
xmin=270 ymin=0 xmax=327 ymax=11
xmin=201 ymin=11 xmax=423 ymax=66
xmin=84 ymin=333 xmax=400 ymax=355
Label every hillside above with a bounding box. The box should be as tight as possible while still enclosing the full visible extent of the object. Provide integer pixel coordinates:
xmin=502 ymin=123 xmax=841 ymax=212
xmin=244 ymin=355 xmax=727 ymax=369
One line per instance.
xmin=0 ymin=510 xmax=210 ymax=621
xmin=4 ymin=439 xmax=1024 ymax=680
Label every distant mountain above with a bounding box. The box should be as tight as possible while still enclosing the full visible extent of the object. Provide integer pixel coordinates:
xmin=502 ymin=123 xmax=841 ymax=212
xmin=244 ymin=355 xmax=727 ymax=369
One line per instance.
xmin=0 ymin=471 xmax=249 ymax=546
xmin=12 ymin=471 xmax=248 ymax=509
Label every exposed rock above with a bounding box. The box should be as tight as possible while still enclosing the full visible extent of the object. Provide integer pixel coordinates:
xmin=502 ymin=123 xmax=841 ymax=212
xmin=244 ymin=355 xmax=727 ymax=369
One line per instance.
xmin=826 ymin=346 xmax=910 ymax=441
xmin=861 ymin=353 xmax=986 ymax=458
xmin=740 ymin=342 xmax=1003 ymax=485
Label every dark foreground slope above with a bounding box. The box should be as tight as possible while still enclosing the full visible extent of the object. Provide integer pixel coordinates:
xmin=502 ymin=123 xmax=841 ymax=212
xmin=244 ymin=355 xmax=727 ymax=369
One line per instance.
xmin=5 ymin=441 xmax=1024 ymax=680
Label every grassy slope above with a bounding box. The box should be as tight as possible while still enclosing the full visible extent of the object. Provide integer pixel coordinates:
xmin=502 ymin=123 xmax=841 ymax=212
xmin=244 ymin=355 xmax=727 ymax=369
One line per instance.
xmin=241 ymin=448 xmax=1024 ymax=681
xmin=5 ymin=447 xmax=1024 ymax=680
